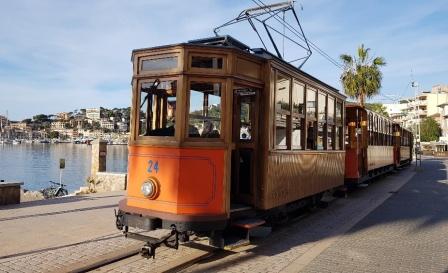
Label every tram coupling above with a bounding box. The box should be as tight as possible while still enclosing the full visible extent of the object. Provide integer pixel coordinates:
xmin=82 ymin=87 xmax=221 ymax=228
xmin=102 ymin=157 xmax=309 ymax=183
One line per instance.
xmin=139 ymin=225 xmax=179 ymax=259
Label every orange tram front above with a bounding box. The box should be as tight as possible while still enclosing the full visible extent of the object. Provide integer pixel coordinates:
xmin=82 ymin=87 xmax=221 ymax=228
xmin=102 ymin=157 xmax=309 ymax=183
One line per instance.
xmin=116 ymin=36 xmax=356 ymax=256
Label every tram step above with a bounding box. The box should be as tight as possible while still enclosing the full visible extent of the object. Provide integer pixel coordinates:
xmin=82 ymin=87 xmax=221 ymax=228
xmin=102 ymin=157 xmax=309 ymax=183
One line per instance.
xmin=231 ymin=218 xmax=266 ymax=229
xmin=224 ymin=219 xmax=271 ymax=250
xmin=230 ymin=203 xmax=253 ymax=213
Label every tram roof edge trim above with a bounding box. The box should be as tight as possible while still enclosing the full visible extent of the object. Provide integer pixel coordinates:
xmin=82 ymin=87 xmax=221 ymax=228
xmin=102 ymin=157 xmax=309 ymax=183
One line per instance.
xmin=131 ymin=36 xmax=344 ymax=97
xmin=251 ymin=47 xmax=342 ymax=96
xmin=346 ymin=102 xmax=405 ymax=125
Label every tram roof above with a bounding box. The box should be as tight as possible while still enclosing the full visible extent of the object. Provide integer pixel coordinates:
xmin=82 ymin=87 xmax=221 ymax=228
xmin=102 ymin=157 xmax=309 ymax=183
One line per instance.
xmin=132 ymin=35 xmax=342 ymax=96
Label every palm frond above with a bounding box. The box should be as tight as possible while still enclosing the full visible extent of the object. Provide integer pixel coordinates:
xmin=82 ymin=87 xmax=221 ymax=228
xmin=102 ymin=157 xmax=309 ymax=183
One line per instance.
xmin=340 ymin=54 xmax=353 ymax=65
xmin=340 ymin=44 xmax=386 ymax=106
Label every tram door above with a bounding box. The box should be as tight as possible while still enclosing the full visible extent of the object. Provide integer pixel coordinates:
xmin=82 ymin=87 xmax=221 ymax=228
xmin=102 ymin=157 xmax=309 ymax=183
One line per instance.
xmin=231 ymin=87 xmax=258 ymax=205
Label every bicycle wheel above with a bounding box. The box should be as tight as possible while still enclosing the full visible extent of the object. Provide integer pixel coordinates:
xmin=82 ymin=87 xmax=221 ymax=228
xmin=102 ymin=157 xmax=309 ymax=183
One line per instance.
xmin=56 ymin=188 xmax=68 ymax=197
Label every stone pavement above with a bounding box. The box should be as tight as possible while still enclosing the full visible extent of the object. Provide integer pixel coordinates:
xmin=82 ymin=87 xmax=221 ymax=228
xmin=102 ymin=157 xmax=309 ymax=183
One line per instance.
xmin=0 ymin=191 xmax=206 ymax=273
xmin=299 ymin=158 xmax=448 ymax=273
xmin=176 ymin=158 xmax=448 ymax=273
xmin=3 ymin=158 xmax=448 ymax=273
xmin=0 ymin=191 xmax=124 ymax=258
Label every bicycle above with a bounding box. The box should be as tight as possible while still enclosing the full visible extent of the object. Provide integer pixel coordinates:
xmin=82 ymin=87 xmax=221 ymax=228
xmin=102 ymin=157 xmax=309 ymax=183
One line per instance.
xmin=40 ymin=180 xmax=69 ymax=199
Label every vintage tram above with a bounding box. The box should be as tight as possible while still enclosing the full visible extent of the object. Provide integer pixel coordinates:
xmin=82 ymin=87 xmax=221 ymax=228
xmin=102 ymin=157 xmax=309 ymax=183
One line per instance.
xmin=345 ymin=104 xmax=413 ymax=184
xmin=115 ymin=36 xmax=347 ymax=254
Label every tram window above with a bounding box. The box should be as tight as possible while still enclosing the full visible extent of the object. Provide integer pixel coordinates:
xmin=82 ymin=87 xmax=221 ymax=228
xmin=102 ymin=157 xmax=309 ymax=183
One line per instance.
xmin=275 ymin=73 xmax=290 ymax=149
xmin=138 ymin=80 xmax=177 ymax=137
xmin=307 ymin=88 xmax=316 ymax=120
xmin=141 ymin=56 xmax=178 ymax=72
xmin=328 ymin=97 xmax=335 ymax=124
xmin=292 ymin=121 xmax=302 ymax=149
xmin=318 ymin=92 xmax=326 ymax=122
xmin=191 ymin=56 xmax=223 ymax=69
xmin=317 ymin=92 xmax=326 ymax=149
xmin=307 ymin=121 xmax=317 ymax=149
xmin=335 ymin=126 xmax=340 ymax=150
xmin=292 ymin=81 xmax=305 ymax=115
xmin=292 ymin=81 xmax=304 ymax=149
xmin=328 ymin=125 xmax=334 ymax=150
xmin=336 ymin=102 xmax=342 ymax=124
xmin=240 ymin=99 xmax=252 ymax=141
xmin=317 ymin=123 xmax=325 ymax=150
xmin=336 ymin=102 xmax=343 ymax=150
xmin=306 ymin=88 xmax=317 ymax=149
xmin=188 ymin=82 xmax=222 ymax=138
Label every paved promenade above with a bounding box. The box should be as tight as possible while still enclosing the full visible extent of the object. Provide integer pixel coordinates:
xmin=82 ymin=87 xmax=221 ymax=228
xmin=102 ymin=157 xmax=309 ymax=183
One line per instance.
xmin=180 ymin=158 xmax=448 ymax=273
xmin=0 ymin=191 xmax=206 ymax=273
xmin=1 ymin=158 xmax=448 ymax=273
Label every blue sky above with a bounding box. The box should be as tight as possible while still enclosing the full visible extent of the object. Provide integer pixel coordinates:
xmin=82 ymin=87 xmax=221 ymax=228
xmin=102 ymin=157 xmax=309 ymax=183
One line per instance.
xmin=0 ymin=0 xmax=447 ymax=120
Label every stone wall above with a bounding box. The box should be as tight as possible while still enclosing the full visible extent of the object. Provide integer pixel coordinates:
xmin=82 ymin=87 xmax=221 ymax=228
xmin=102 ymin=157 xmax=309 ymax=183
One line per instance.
xmin=91 ymin=172 xmax=127 ymax=192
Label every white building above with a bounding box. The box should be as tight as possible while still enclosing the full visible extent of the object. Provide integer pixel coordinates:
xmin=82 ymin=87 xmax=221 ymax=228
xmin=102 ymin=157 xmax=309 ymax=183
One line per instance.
xmin=51 ymin=121 xmax=66 ymax=130
xmin=385 ymin=84 xmax=448 ymax=142
xmin=86 ymin=108 xmax=101 ymax=121
xmin=116 ymin=121 xmax=128 ymax=132
xmin=100 ymin=118 xmax=115 ymax=130
xmin=384 ymin=103 xmax=407 ymax=123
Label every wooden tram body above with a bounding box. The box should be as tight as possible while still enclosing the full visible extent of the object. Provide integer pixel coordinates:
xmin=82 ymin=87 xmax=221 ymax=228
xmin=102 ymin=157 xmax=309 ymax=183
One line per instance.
xmin=116 ymin=36 xmax=412 ymax=255
xmin=345 ymin=104 xmax=413 ymax=184
xmin=116 ymin=36 xmax=346 ymax=246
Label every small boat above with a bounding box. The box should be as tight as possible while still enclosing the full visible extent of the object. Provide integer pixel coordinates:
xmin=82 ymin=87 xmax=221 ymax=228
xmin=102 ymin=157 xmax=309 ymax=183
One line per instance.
xmin=12 ymin=139 xmax=21 ymax=145
xmin=39 ymin=139 xmax=50 ymax=144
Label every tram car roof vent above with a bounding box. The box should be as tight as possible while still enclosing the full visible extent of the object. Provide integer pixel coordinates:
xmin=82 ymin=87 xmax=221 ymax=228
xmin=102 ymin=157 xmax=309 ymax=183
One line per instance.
xmin=188 ymin=35 xmax=251 ymax=52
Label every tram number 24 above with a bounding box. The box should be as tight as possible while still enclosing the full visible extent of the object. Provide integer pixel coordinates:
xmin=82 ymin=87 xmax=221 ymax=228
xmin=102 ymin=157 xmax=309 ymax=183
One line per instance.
xmin=147 ymin=160 xmax=159 ymax=174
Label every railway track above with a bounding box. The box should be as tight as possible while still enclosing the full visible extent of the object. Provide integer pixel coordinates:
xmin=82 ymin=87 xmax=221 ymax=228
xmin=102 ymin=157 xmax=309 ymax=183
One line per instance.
xmin=87 ymin=213 xmax=312 ymax=272
xmin=86 ymin=241 xmax=216 ymax=273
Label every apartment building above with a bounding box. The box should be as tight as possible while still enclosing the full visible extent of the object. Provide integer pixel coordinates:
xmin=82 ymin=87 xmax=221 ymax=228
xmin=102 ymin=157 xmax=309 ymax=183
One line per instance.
xmin=86 ymin=108 xmax=101 ymax=121
xmin=51 ymin=121 xmax=66 ymax=130
xmin=385 ymin=84 xmax=448 ymax=142
xmin=100 ymin=118 xmax=115 ymax=130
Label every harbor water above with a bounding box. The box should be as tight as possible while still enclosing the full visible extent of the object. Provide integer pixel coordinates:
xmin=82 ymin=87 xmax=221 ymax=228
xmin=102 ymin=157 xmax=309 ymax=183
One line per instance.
xmin=0 ymin=143 xmax=128 ymax=192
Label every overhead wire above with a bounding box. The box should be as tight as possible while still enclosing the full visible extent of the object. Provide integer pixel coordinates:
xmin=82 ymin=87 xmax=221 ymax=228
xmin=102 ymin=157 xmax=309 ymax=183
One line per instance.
xmin=251 ymin=0 xmax=344 ymax=70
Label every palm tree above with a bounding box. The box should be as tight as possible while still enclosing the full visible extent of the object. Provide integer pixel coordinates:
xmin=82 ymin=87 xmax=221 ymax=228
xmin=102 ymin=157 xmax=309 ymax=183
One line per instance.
xmin=340 ymin=45 xmax=386 ymax=107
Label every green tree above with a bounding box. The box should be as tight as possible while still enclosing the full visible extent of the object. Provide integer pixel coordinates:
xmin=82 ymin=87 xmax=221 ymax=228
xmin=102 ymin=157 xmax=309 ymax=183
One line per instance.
xmin=48 ymin=131 xmax=59 ymax=139
xmin=365 ymin=103 xmax=389 ymax=117
xmin=33 ymin=114 xmax=49 ymax=122
xmin=340 ymin=45 xmax=386 ymax=107
xmin=420 ymin=117 xmax=441 ymax=142
xmin=92 ymin=121 xmax=101 ymax=130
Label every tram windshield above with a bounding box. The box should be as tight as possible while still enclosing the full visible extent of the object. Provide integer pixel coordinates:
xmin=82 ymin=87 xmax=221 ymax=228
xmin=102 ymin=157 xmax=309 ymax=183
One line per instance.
xmin=188 ymin=82 xmax=222 ymax=138
xmin=138 ymin=79 xmax=177 ymax=136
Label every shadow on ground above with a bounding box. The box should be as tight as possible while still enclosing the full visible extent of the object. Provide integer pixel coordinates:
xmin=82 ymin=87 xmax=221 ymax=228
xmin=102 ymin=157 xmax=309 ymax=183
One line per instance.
xmin=184 ymin=158 xmax=448 ymax=273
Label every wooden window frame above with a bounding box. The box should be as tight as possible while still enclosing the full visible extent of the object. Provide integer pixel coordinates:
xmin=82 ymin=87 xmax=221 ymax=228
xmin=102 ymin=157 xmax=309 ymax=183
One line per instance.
xmin=305 ymin=86 xmax=317 ymax=150
xmin=273 ymin=71 xmax=292 ymax=150
xmin=185 ymin=77 xmax=227 ymax=143
xmin=138 ymin=53 xmax=181 ymax=75
xmin=317 ymin=91 xmax=327 ymax=150
xmin=134 ymin=76 xmax=180 ymax=143
xmin=327 ymin=95 xmax=335 ymax=150
xmin=292 ymin=80 xmax=305 ymax=150
xmin=188 ymin=52 xmax=227 ymax=74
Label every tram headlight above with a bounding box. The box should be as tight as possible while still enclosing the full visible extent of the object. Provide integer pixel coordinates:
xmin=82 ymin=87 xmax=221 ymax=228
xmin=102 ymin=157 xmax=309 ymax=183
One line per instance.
xmin=141 ymin=180 xmax=157 ymax=199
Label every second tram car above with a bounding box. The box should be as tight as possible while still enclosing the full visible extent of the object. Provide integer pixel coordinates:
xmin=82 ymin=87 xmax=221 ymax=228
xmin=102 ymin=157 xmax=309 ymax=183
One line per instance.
xmin=345 ymin=104 xmax=413 ymax=184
